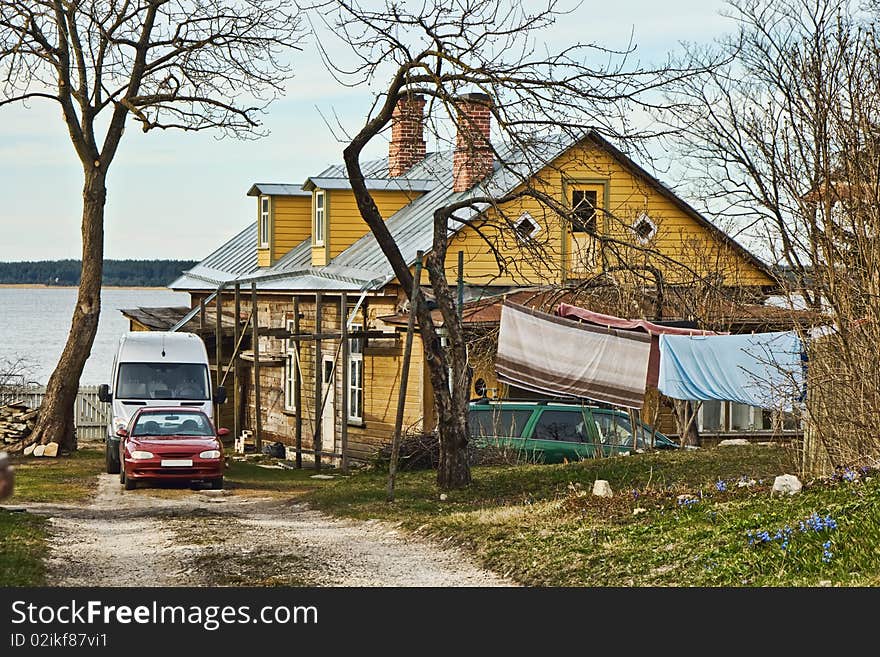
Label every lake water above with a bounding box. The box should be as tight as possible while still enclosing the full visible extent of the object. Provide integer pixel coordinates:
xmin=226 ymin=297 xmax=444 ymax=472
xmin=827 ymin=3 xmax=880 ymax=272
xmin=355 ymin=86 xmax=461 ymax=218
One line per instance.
xmin=0 ymin=287 xmax=191 ymax=385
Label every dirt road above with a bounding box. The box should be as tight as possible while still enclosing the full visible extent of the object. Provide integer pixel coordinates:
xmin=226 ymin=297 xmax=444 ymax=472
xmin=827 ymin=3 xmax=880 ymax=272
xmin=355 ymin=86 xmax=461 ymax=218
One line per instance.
xmin=29 ymin=474 xmax=513 ymax=587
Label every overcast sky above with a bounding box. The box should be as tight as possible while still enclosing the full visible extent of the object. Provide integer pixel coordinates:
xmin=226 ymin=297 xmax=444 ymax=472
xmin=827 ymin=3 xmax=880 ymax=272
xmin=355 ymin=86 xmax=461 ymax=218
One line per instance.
xmin=0 ymin=0 xmax=733 ymax=263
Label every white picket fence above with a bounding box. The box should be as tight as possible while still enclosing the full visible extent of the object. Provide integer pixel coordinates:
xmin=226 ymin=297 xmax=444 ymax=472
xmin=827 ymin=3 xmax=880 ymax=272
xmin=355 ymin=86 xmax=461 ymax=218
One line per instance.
xmin=3 ymin=385 xmax=109 ymax=441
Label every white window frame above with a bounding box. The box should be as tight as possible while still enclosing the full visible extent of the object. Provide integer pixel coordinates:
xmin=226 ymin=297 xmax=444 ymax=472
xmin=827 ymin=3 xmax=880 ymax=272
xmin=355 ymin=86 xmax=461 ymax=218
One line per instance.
xmin=513 ymin=211 xmax=541 ymax=241
xmin=259 ymin=196 xmax=270 ymax=249
xmin=314 ymin=190 xmax=326 ymax=246
xmin=631 ymin=212 xmax=657 ymax=244
xmin=283 ymin=318 xmax=297 ymax=412
xmin=697 ymin=399 xmax=725 ymax=433
xmin=348 ymin=321 xmax=363 ymax=422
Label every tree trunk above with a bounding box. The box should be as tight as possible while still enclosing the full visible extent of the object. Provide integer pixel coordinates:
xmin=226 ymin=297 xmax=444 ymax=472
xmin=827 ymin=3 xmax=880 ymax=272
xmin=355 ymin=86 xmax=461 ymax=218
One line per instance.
xmin=27 ymin=170 xmax=106 ymax=452
xmin=673 ymin=399 xmax=701 ymax=448
xmin=419 ymin=252 xmax=472 ymax=490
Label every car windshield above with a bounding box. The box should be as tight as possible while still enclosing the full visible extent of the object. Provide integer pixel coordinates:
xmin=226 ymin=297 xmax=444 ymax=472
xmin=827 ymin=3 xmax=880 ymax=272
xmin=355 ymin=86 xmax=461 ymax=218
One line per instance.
xmin=116 ymin=363 xmax=209 ymax=400
xmin=131 ymin=411 xmax=213 ymax=437
xmin=593 ymin=412 xmax=670 ymax=449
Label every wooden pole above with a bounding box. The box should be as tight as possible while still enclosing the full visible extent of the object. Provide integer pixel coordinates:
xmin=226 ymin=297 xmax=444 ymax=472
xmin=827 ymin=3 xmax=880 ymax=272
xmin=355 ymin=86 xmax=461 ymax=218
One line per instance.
xmin=340 ymin=293 xmax=349 ymax=474
xmin=314 ymin=292 xmax=323 ymax=471
xmin=388 ymin=251 xmax=423 ymax=502
xmin=199 ymin=297 xmax=206 ymax=331
xmin=233 ymin=284 xmax=241 ymax=447
xmin=214 ymin=286 xmax=222 ymax=426
xmin=293 ymin=296 xmax=302 ymax=468
xmin=251 ymin=282 xmax=262 ymax=453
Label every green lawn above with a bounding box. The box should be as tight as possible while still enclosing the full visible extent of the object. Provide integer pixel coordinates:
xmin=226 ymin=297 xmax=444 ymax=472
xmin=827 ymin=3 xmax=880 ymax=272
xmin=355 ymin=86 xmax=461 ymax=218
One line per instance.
xmin=0 ymin=510 xmax=48 ymax=586
xmin=306 ymin=445 xmax=880 ymax=586
xmin=224 ymin=457 xmax=330 ymax=494
xmin=0 ymin=447 xmax=105 ymax=586
xmin=8 ymin=447 xmax=104 ymax=503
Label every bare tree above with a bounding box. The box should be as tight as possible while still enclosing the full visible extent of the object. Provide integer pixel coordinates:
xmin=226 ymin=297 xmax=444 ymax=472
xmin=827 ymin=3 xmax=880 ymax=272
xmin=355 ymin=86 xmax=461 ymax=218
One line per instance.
xmin=0 ymin=0 xmax=302 ymax=451
xmin=0 ymin=356 xmax=37 ymax=406
xmin=305 ymin=0 xmax=696 ymax=488
xmin=663 ymin=0 xmax=880 ymax=471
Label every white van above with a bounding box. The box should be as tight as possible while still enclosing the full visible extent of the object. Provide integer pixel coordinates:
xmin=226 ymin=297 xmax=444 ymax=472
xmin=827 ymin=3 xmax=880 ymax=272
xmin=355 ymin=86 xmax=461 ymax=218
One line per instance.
xmin=98 ymin=331 xmax=226 ymax=474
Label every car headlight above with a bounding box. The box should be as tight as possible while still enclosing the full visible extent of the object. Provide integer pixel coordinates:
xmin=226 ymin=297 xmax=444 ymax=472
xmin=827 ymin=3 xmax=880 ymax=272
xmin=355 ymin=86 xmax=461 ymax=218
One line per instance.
xmin=129 ymin=450 xmax=154 ymax=460
xmin=199 ymin=450 xmax=221 ymax=459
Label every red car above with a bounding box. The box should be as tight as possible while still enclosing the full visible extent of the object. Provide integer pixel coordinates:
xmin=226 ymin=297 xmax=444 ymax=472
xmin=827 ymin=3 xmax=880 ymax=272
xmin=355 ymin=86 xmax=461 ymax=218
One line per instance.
xmin=117 ymin=407 xmax=228 ymax=490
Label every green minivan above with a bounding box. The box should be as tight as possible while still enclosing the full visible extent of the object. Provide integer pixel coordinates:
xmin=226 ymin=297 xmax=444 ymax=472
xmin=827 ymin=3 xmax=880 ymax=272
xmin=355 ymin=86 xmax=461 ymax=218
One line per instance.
xmin=468 ymin=399 xmax=679 ymax=464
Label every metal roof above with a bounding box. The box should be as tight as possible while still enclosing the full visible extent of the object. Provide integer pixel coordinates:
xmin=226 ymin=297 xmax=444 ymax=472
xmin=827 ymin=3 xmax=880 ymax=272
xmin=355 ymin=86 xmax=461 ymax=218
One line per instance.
xmin=168 ymin=223 xmax=259 ymax=289
xmin=172 ymin=129 xmax=769 ymax=295
xmin=303 ymin=177 xmax=437 ymax=193
xmin=246 ymin=183 xmax=310 ymax=197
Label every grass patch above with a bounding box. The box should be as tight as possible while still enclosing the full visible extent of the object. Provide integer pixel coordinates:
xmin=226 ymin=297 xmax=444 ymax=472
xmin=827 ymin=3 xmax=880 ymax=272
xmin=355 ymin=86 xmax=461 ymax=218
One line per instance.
xmin=306 ymin=444 xmax=880 ymax=586
xmin=0 ymin=510 xmax=49 ymax=586
xmin=8 ymin=447 xmax=104 ymax=503
xmin=224 ymin=458 xmax=335 ymax=494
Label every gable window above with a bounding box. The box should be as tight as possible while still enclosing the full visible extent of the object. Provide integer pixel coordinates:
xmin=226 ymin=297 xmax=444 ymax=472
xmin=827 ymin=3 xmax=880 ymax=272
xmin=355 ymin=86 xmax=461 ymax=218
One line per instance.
xmin=259 ymin=196 xmax=270 ymax=248
xmin=571 ymin=190 xmax=597 ymax=233
xmin=513 ymin=212 xmax=541 ymax=241
xmin=348 ymin=321 xmax=363 ymax=422
xmin=314 ymin=190 xmax=326 ymax=245
xmin=283 ymin=318 xmax=298 ymax=412
xmin=632 ymin=213 xmax=657 ymax=244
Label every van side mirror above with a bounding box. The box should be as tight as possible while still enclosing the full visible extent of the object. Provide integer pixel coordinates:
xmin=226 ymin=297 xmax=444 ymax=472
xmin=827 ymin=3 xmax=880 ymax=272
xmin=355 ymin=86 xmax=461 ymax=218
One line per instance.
xmin=98 ymin=384 xmax=112 ymax=403
xmin=215 ymin=386 xmax=227 ymax=404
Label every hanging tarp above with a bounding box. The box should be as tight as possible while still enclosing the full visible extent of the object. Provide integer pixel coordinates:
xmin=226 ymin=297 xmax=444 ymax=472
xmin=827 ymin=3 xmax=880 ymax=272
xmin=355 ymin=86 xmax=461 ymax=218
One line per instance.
xmin=555 ymin=303 xmax=721 ymax=386
xmin=496 ymin=301 xmax=652 ymax=408
xmin=657 ymin=331 xmax=805 ymax=410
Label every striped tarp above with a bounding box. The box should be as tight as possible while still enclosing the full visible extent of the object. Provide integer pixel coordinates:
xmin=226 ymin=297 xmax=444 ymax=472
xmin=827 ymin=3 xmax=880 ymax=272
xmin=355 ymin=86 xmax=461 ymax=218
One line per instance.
xmin=496 ymin=301 xmax=652 ymax=408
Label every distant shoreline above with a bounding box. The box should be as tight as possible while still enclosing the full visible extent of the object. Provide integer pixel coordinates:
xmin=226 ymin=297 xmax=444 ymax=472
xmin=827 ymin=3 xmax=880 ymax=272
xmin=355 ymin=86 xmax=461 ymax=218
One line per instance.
xmin=0 ymin=284 xmax=173 ymax=290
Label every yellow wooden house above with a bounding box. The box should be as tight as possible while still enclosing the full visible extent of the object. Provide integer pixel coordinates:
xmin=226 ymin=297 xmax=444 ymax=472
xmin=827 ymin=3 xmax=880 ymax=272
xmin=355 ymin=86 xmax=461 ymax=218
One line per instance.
xmin=166 ymin=93 xmax=775 ymax=464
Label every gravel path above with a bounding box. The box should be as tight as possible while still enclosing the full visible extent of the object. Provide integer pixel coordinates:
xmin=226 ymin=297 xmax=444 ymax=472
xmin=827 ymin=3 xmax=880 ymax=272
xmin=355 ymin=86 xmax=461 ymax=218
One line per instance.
xmin=29 ymin=474 xmax=513 ymax=587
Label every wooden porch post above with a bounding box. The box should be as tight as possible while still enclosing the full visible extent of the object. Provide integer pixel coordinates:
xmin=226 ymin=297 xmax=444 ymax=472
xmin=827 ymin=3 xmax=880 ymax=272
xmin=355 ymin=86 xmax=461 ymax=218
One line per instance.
xmin=340 ymin=293 xmax=349 ymax=474
xmin=251 ymin=282 xmax=262 ymax=453
xmin=214 ymin=286 xmax=222 ymax=426
xmin=293 ymin=295 xmax=302 ymax=469
xmin=314 ymin=292 xmax=323 ymax=471
xmin=233 ymin=284 xmax=241 ymax=445
xmin=388 ymin=251 xmax=423 ymax=502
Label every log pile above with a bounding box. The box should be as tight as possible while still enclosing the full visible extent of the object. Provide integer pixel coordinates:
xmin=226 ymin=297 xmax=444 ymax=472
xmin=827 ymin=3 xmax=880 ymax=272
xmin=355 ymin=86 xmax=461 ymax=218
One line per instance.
xmin=0 ymin=402 xmax=38 ymax=445
xmin=0 ymin=403 xmax=57 ymax=456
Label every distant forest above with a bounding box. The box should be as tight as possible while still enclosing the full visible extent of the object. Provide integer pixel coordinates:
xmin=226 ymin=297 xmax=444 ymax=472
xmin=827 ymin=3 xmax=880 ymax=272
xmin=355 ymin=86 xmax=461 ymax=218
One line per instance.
xmin=0 ymin=259 xmax=198 ymax=287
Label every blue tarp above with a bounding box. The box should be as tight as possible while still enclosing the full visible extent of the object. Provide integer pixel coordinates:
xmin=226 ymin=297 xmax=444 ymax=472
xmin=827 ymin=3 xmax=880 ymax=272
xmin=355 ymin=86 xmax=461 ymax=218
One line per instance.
xmin=658 ymin=331 xmax=805 ymax=410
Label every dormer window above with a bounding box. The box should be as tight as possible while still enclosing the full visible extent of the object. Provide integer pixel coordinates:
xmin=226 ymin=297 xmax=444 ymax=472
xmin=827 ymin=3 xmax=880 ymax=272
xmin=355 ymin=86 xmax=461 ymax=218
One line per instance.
xmin=314 ymin=190 xmax=326 ymax=245
xmin=259 ymin=196 xmax=270 ymax=248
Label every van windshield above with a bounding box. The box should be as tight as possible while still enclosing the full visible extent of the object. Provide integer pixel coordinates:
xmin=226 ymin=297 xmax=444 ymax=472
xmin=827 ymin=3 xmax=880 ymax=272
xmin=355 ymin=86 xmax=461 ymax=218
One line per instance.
xmin=115 ymin=363 xmax=210 ymax=400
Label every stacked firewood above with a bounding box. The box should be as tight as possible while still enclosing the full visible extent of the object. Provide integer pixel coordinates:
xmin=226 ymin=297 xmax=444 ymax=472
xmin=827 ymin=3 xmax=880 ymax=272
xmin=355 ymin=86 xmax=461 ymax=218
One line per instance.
xmin=0 ymin=402 xmax=37 ymax=444
xmin=0 ymin=403 xmax=58 ymax=455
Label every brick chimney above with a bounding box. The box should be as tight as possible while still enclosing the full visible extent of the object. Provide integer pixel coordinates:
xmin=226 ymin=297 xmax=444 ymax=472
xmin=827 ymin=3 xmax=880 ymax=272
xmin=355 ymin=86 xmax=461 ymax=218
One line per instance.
xmin=388 ymin=95 xmax=426 ymax=177
xmin=453 ymin=93 xmax=494 ymax=192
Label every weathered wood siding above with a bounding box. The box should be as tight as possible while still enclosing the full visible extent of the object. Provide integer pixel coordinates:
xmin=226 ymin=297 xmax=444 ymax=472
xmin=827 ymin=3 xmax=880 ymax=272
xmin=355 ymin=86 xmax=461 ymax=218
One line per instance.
xmin=216 ymin=292 xmax=426 ymax=464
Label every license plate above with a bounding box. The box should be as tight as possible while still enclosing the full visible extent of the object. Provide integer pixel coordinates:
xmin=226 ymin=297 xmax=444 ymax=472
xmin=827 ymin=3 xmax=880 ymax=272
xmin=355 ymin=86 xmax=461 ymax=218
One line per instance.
xmin=161 ymin=459 xmax=193 ymax=467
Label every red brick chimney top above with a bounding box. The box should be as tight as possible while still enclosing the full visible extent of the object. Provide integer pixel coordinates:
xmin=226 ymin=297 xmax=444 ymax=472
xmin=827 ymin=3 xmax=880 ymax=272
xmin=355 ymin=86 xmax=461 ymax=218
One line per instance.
xmin=389 ymin=95 xmax=427 ymax=177
xmin=453 ymin=93 xmax=494 ymax=192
